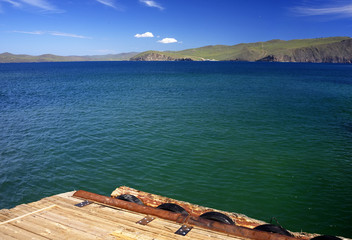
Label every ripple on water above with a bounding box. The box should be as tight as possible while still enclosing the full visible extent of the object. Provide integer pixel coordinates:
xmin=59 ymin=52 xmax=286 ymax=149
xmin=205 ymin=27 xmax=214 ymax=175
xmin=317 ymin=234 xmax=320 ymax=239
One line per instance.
xmin=0 ymin=62 xmax=351 ymax=237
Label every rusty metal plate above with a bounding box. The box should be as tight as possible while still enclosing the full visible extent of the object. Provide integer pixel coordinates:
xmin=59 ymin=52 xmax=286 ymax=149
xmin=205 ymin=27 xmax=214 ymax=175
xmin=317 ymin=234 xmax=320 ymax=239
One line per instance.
xmin=136 ymin=216 xmax=155 ymax=225
xmin=175 ymin=225 xmax=193 ymax=236
xmin=75 ymin=200 xmax=92 ymax=207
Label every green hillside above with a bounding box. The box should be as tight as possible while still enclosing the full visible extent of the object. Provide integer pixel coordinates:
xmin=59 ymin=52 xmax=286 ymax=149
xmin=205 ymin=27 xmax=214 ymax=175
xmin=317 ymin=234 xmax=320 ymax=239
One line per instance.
xmin=0 ymin=52 xmax=139 ymax=63
xmin=2 ymin=37 xmax=351 ymax=63
xmin=130 ymin=37 xmax=352 ymax=63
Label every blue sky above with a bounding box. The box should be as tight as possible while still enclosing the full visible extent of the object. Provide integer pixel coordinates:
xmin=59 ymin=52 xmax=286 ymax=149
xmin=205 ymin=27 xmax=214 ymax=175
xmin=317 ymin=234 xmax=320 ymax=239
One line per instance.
xmin=0 ymin=0 xmax=351 ymax=55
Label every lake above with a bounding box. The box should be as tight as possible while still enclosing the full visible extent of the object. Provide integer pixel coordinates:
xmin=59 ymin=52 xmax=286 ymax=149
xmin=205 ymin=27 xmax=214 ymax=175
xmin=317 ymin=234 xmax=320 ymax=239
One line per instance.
xmin=0 ymin=61 xmax=351 ymax=237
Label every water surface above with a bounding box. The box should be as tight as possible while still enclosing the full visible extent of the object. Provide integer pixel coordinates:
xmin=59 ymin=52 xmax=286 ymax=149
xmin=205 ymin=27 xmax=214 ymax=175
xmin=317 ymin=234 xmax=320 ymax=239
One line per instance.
xmin=0 ymin=61 xmax=351 ymax=237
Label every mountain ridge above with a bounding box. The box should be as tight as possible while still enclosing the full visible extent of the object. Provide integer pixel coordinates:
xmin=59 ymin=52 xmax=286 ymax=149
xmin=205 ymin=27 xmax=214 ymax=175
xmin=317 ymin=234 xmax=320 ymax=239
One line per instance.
xmin=0 ymin=52 xmax=139 ymax=63
xmin=131 ymin=37 xmax=352 ymax=63
xmin=1 ymin=37 xmax=351 ymax=63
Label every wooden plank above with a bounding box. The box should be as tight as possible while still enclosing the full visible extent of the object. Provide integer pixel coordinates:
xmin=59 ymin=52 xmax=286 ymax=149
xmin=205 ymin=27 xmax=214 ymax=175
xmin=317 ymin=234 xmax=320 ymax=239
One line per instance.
xmin=0 ymin=230 xmax=18 ymax=240
xmin=150 ymin=219 xmax=241 ymax=240
xmin=0 ymin=192 xmax=249 ymax=240
xmin=53 ymin=192 xmax=218 ymax=239
xmin=59 ymin=199 xmax=237 ymax=240
xmin=42 ymin=195 xmax=147 ymax=224
xmin=111 ymin=232 xmax=138 ymax=240
xmin=0 ymin=203 xmax=94 ymax=240
xmin=0 ymin=202 xmax=55 ymax=223
xmin=46 ymin=204 xmax=187 ymax=240
xmin=111 ymin=229 xmax=139 ymax=240
xmin=8 ymin=213 xmax=106 ymax=240
xmin=11 ymin=200 xmax=112 ymax=237
xmin=18 ymin=197 xmax=141 ymax=239
xmin=2 ymin=199 xmax=196 ymax=240
xmin=7 ymin=217 xmax=60 ymax=240
xmin=83 ymin=202 xmax=244 ymax=240
xmin=70 ymin=196 xmax=240 ymax=240
xmin=43 ymin=199 xmax=199 ymax=240
xmin=0 ymin=213 xmax=12 ymax=222
xmin=27 ymin=196 xmax=78 ymax=209
xmin=55 ymin=191 xmax=76 ymax=199
xmin=111 ymin=225 xmax=175 ymax=240
xmin=111 ymin=224 xmax=190 ymax=240
xmin=63 ymin=202 xmax=193 ymax=239
xmin=189 ymin=227 xmax=246 ymax=240
xmin=0 ymin=204 xmax=53 ymax=222
xmin=0 ymin=223 xmax=50 ymax=240
xmin=47 ymin=192 xmax=81 ymax=204
xmin=35 ymin=207 xmax=116 ymax=239
xmin=49 ymin=206 xmax=123 ymax=231
xmin=0 ymin=191 xmax=259 ymax=240
xmin=0 ymin=205 xmax=56 ymax=225
xmin=0 ymin=208 xmax=29 ymax=221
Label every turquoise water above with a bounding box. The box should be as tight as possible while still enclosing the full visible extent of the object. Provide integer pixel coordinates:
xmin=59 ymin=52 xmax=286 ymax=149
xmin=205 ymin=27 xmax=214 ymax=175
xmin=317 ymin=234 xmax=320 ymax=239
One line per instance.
xmin=0 ymin=62 xmax=351 ymax=237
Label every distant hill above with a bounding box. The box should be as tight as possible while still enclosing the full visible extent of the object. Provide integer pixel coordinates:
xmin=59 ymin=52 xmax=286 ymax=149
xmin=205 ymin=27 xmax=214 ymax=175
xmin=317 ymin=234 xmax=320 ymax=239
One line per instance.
xmin=2 ymin=37 xmax=351 ymax=63
xmin=0 ymin=52 xmax=139 ymax=63
xmin=131 ymin=37 xmax=352 ymax=63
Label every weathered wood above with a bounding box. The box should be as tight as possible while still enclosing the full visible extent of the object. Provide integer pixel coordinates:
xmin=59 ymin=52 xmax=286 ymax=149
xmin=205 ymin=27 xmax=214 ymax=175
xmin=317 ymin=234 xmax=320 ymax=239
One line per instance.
xmin=111 ymin=229 xmax=139 ymax=240
xmin=76 ymin=190 xmax=303 ymax=240
xmin=59 ymin=201 xmax=205 ymax=240
xmin=0 ymin=223 xmax=50 ymax=240
xmin=55 ymin=194 xmax=239 ymax=240
xmin=110 ymin=186 xmax=318 ymax=240
xmin=1 ymin=189 xmax=340 ymax=240
xmin=0 ymin=205 xmax=57 ymax=225
xmin=0 ymin=231 xmax=18 ymax=240
xmin=1 ymin=203 xmax=104 ymax=240
xmin=0 ymin=213 xmax=13 ymax=222
xmin=0 ymin=207 xmax=30 ymax=221
xmin=111 ymin=186 xmax=265 ymax=229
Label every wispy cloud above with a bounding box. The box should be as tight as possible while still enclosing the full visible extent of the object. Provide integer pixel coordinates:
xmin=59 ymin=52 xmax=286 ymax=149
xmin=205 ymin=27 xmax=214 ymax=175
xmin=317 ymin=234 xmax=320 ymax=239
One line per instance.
xmin=13 ymin=30 xmax=44 ymax=34
xmin=134 ymin=32 xmax=154 ymax=38
xmin=21 ymin=0 xmax=53 ymax=10
xmin=20 ymin=0 xmax=61 ymax=12
xmin=0 ymin=0 xmax=62 ymax=12
xmin=13 ymin=30 xmax=90 ymax=39
xmin=158 ymin=38 xmax=178 ymax=44
xmin=292 ymin=2 xmax=352 ymax=18
xmin=1 ymin=0 xmax=22 ymax=8
xmin=49 ymin=31 xmax=90 ymax=39
xmin=96 ymin=0 xmax=121 ymax=10
xmin=139 ymin=0 xmax=163 ymax=10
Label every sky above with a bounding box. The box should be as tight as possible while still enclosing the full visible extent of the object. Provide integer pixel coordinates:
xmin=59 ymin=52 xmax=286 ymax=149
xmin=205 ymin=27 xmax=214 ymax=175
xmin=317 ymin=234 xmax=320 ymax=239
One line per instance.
xmin=0 ymin=0 xmax=351 ymax=56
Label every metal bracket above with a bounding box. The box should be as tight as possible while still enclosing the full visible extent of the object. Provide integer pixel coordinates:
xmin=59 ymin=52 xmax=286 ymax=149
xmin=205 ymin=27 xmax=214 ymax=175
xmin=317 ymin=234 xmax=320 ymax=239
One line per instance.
xmin=136 ymin=216 xmax=155 ymax=225
xmin=75 ymin=200 xmax=92 ymax=207
xmin=175 ymin=225 xmax=193 ymax=236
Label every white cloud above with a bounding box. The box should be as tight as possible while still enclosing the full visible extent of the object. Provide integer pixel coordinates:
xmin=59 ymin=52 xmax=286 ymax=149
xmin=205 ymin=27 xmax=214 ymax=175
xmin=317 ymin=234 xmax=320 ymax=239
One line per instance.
xmin=96 ymin=0 xmax=118 ymax=9
xmin=20 ymin=0 xmax=59 ymax=12
xmin=13 ymin=30 xmax=90 ymax=39
xmin=139 ymin=0 xmax=163 ymax=10
xmin=1 ymin=0 xmax=62 ymax=12
xmin=13 ymin=30 xmax=44 ymax=34
xmin=49 ymin=31 xmax=90 ymax=39
xmin=158 ymin=38 xmax=178 ymax=44
xmin=293 ymin=3 xmax=352 ymax=18
xmin=134 ymin=32 xmax=154 ymax=38
xmin=1 ymin=0 xmax=22 ymax=8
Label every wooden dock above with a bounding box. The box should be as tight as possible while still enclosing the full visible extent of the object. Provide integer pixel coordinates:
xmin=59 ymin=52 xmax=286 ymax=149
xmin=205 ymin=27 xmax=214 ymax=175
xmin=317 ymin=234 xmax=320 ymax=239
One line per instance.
xmin=1 ymin=187 xmax=348 ymax=240
xmin=0 ymin=191 xmax=251 ymax=240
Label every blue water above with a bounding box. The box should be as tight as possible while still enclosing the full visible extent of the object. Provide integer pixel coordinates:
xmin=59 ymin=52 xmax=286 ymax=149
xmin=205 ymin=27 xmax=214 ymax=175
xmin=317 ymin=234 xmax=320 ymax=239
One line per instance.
xmin=0 ymin=61 xmax=351 ymax=237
